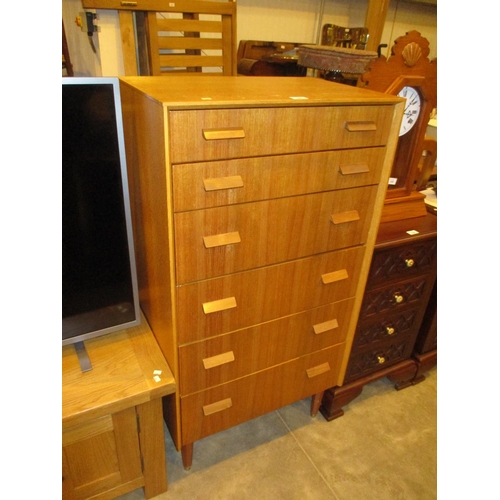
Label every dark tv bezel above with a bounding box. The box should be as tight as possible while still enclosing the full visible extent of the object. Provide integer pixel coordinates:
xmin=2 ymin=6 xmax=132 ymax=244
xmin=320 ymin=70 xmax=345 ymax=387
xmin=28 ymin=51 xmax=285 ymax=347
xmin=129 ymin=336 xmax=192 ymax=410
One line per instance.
xmin=62 ymin=77 xmax=141 ymax=347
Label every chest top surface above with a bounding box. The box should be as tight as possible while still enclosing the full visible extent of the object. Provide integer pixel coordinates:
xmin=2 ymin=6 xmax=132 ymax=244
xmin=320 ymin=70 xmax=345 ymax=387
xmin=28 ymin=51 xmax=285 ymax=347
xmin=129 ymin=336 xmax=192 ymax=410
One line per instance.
xmin=120 ymin=76 xmax=403 ymax=109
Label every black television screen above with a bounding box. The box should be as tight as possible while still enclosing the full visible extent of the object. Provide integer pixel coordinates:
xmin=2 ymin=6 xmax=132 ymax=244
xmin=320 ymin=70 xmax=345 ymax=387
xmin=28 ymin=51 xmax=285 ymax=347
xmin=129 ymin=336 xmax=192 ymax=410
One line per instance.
xmin=62 ymin=77 xmax=140 ymax=346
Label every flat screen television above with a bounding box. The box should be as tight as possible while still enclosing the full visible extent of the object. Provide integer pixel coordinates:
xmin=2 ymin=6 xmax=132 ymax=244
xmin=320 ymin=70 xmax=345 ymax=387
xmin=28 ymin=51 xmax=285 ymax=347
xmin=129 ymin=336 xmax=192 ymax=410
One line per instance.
xmin=62 ymin=77 xmax=140 ymax=358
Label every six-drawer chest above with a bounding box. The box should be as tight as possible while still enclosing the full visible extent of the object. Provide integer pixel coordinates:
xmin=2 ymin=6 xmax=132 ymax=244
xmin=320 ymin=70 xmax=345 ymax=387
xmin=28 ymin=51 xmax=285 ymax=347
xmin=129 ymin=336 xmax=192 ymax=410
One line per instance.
xmin=119 ymin=76 xmax=404 ymax=469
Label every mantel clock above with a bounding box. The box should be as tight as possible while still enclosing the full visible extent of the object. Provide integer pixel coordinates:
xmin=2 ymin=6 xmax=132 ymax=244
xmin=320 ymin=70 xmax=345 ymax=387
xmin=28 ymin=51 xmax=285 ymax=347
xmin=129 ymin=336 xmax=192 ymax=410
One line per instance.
xmin=358 ymin=31 xmax=437 ymax=220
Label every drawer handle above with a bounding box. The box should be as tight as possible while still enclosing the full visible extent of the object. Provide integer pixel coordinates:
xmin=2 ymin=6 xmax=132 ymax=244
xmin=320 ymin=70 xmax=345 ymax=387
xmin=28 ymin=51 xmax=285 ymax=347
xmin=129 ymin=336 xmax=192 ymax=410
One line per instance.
xmin=345 ymin=121 xmax=377 ymax=132
xmin=393 ymin=294 xmax=404 ymax=304
xmin=203 ymin=398 xmax=233 ymax=416
xmin=203 ymin=351 xmax=235 ymax=370
xmin=330 ymin=210 xmax=360 ymax=225
xmin=339 ymin=164 xmax=370 ymax=175
xmin=203 ymin=297 xmax=237 ymax=315
xmin=313 ymin=319 xmax=339 ymax=335
xmin=120 ymin=1 xmax=137 ymax=5
xmin=203 ymin=175 xmax=244 ymax=192
xmin=377 ymin=356 xmax=386 ymax=364
xmin=203 ymin=128 xmax=245 ymax=141
xmin=405 ymin=258 xmax=415 ymax=268
xmin=321 ymin=269 xmax=348 ymax=285
xmin=203 ymin=231 xmax=241 ymax=249
xmin=386 ymin=326 xmax=395 ymax=335
xmin=306 ymin=362 xmax=331 ymax=378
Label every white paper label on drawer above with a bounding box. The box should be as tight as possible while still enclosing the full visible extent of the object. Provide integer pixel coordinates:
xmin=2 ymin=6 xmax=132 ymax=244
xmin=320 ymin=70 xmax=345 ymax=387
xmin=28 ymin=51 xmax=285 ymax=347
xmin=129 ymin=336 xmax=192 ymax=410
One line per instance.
xmin=388 ymin=177 xmax=398 ymax=185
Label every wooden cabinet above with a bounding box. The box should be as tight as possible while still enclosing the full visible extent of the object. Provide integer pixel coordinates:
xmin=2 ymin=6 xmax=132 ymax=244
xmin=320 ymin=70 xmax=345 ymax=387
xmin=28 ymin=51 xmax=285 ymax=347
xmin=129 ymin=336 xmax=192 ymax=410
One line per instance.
xmin=412 ymin=279 xmax=437 ymax=383
xmin=320 ymin=213 xmax=437 ymax=421
xmin=119 ymin=76 xmax=403 ymax=469
xmin=62 ymin=314 xmax=176 ymax=500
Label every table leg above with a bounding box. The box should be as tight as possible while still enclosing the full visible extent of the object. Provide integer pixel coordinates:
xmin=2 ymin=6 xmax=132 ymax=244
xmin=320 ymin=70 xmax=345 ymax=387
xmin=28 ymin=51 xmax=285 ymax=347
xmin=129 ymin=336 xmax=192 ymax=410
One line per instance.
xmin=136 ymin=399 xmax=168 ymax=498
xmin=181 ymin=442 xmax=194 ymax=470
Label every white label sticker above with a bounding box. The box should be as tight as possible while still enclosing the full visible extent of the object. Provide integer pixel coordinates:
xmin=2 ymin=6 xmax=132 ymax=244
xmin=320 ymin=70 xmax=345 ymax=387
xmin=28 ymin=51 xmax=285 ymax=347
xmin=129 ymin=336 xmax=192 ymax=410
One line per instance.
xmin=153 ymin=370 xmax=162 ymax=375
xmin=154 ymin=375 xmax=162 ymax=383
xmin=406 ymin=230 xmax=420 ymax=236
xmin=388 ymin=177 xmax=398 ymax=185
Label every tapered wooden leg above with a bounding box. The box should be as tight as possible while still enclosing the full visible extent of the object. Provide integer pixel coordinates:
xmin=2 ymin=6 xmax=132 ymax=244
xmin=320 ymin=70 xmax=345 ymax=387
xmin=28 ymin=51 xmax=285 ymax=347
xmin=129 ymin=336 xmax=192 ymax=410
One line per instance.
xmin=181 ymin=442 xmax=194 ymax=470
xmin=310 ymin=391 xmax=324 ymax=417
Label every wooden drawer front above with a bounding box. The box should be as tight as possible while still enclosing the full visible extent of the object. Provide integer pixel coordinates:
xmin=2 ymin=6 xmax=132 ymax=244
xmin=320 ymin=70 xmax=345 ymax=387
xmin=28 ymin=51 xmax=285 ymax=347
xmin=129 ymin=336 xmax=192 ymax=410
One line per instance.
xmin=351 ymin=307 xmax=419 ymax=352
xmin=169 ymin=105 xmax=394 ymax=163
xmin=172 ymin=147 xmax=386 ymax=212
xmin=180 ymin=345 xmax=344 ymax=444
xmin=179 ymin=298 xmax=355 ymax=395
xmin=345 ymin=336 xmax=414 ymax=381
xmin=368 ymin=238 xmax=437 ymax=287
xmin=360 ymin=276 xmax=430 ymax=319
xmin=174 ymin=186 xmax=377 ymax=284
xmin=176 ymin=246 xmax=365 ymax=343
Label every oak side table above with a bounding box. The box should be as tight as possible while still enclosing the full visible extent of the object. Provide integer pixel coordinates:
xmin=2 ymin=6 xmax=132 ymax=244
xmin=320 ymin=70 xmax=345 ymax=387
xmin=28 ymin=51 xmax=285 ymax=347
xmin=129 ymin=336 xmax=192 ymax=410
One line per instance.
xmin=62 ymin=312 xmax=176 ymax=500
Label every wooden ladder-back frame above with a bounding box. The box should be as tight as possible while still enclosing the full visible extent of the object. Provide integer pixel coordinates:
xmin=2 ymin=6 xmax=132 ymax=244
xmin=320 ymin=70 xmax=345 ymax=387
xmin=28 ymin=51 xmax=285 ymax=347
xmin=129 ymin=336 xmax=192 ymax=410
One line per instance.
xmin=82 ymin=0 xmax=237 ymax=76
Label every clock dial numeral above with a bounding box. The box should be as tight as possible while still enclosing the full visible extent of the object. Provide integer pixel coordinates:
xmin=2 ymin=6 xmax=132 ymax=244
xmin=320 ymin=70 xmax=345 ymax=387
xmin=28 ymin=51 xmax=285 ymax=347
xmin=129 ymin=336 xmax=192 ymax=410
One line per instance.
xmin=397 ymin=86 xmax=421 ymax=137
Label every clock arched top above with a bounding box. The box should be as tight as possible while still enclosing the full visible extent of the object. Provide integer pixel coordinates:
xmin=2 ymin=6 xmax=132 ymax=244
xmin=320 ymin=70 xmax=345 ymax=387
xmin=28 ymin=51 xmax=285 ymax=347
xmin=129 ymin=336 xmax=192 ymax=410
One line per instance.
xmin=358 ymin=31 xmax=437 ymax=113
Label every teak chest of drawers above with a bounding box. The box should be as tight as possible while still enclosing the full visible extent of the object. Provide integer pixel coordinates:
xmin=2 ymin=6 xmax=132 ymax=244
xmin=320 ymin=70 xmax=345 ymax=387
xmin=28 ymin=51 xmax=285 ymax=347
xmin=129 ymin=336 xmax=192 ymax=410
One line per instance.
xmin=119 ymin=76 xmax=403 ymax=469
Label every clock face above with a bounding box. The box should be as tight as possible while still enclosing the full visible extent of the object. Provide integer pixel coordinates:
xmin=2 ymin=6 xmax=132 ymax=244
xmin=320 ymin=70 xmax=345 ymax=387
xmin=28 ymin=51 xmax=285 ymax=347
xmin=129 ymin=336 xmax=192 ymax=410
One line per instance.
xmin=398 ymin=86 xmax=421 ymax=136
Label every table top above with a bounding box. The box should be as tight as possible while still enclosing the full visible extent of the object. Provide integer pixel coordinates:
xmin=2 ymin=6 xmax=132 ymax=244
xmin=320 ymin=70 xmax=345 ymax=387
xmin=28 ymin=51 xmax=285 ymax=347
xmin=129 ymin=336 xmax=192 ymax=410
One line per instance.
xmin=376 ymin=213 xmax=437 ymax=249
xmin=62 ymin=312 xmax=176 ymax=429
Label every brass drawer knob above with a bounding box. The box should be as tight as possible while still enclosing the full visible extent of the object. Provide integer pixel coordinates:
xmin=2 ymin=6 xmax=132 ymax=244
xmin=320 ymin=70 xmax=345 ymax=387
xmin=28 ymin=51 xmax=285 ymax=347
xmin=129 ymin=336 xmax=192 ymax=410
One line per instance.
xmin=405 ymin=258 xmax=415 ymax=268
xmin=386 ymin=326 xmax=395 ymax=335
xmin=377 ymin=356 xmax=386 ymax=364
xmin=394 ymin=294 xmax=404 ymax=304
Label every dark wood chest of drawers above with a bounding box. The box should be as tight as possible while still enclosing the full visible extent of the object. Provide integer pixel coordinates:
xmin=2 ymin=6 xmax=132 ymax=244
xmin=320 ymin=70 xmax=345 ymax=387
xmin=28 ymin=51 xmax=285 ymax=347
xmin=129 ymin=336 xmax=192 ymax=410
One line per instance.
xmin=320 ymin=213 xmax=437 ymax=421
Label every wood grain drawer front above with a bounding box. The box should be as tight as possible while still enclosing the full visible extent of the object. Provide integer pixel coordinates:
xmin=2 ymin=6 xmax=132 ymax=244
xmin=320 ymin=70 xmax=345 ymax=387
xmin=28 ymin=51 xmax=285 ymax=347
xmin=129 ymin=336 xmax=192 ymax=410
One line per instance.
xmin=178 ymin=298 xmax=355 ymax=395
xmin=176 ymin=246 xmax=365 ymax=344
xmin=368 ymin=238 xmax=437 ymax=287
xmin=174 ymin=186 xmax=377 ymax=283
xmin=352 ymin=307 xmax=420 ymax=352
xmin=172 ymin=147 xmax=387 ymax=212
xmin=169 ymin=105 xmax=394 ymax=163
xmin=345 ymin=336 xmax=415 ymax=381
xmin=360 ymin=276 xmax=430 ymax=319
xmin=180 ymin=344 xmax=344 ymax=444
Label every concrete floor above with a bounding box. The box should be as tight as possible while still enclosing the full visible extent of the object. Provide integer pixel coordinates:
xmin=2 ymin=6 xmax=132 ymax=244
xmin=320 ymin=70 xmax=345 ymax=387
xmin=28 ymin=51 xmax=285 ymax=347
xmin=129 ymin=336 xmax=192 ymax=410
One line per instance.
xmin=118 ymin=368 xmax=437 ymax=500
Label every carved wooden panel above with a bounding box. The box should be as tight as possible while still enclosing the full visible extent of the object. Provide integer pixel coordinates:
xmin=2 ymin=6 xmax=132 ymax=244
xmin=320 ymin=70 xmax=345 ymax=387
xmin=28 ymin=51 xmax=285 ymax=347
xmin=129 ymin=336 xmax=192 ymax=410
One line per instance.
xmin=360 ymin=277 xmax=428 ymax=317
xmin=346 ymin=338 xmax=411 ymax=380
xmin=368 ymin=239 xmax=437 ymax=285
xmin=354 ymin=308 xmax=418 ymax=349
